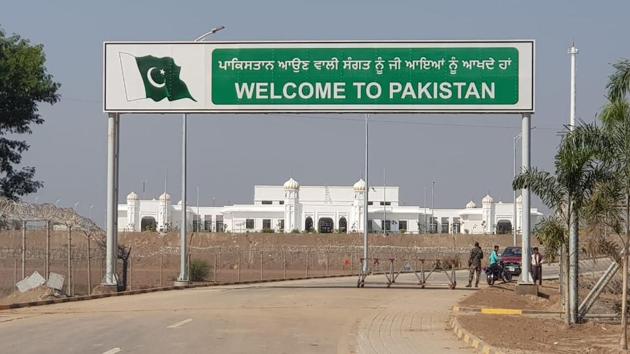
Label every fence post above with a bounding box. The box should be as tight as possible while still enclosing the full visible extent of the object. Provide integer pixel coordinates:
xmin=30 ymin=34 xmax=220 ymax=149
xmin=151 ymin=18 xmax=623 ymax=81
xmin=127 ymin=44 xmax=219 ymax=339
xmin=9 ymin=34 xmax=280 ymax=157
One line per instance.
xmin=67 ymin=225 xmax=72 ymax=296
xmin=87 ymin=235 xmax=92 ymax=295
xmin=350 ymin=252 xmax=353 ymax=274
xmin=160 ymin=252 xmax=164 ymax=287
xmin=306 ymin=251 xmax=309 ymax=278
xmin=237 ymin=251 xmax=241 ymax=282
xmin=128 ymin=255 xmax=132 ymax=291
xmin=14 ymin=257 xmax=18 ymax=285
xmin=45 ymin=220 xmax=50 ymax=280
xmin=260 ymin=251 xmax=263 ymax=281
xmin=101 ymin=254 xmax=104 ymax=281
xmin=21 ymin=220 xmax=26 ymax=280
xmin=283 ymin=250 xmax=286 ymax=280
xmin=187 ymin=253 xmax=191 ymax=282
xmin=216 ymin=249 xmax=221 ymax=282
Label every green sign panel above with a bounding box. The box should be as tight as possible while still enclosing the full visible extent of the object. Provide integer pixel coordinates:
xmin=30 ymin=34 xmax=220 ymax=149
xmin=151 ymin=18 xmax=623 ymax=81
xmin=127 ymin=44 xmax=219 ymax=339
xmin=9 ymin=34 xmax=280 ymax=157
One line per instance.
xmin=212 ymin=47 xmax=519 ymax=106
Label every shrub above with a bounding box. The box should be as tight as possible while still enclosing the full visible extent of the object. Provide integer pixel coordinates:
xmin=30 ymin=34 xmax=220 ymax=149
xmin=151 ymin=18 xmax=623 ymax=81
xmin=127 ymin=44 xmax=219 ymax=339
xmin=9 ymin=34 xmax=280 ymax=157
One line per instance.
xmin=189 ymin=259 xmax=210 ymax=281
xmin=262 ymin=228 xmax=275 ymax=233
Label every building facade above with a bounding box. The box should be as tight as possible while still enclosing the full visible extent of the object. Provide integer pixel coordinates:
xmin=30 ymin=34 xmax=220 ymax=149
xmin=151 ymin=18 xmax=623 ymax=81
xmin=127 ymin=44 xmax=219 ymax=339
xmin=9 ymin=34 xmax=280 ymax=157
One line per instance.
xmin=118 ymin=178 xmax=543 ymax=235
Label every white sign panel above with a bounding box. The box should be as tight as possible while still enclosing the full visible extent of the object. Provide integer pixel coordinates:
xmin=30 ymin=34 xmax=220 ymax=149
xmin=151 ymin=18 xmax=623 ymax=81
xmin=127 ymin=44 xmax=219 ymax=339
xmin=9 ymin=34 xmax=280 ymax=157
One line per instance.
xmin=104 ymin=40 xmax=534 ymax=113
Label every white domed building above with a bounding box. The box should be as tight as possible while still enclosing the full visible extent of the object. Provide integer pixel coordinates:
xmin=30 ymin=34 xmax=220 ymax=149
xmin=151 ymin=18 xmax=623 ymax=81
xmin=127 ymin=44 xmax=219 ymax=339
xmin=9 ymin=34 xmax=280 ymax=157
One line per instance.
xmin=118 ymin=178 xmax=543 ymax=235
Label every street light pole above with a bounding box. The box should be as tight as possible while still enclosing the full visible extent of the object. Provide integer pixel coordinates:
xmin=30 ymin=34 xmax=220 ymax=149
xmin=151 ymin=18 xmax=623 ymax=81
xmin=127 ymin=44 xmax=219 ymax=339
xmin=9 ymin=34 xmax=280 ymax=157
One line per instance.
xmin=431 ymin=181 xmax=435 ymax=233
xmin=383 ymin=168 xmax=386 ymax=236
xmin=424 ymin=187 xmax=427 ymax=234
xmin=196 ymin=186 xmax=200 ymax=232
xmin=177 ymin=26 xmax=225 ymax=285
xmin=568 ymin=42 xmax=579 ymax=324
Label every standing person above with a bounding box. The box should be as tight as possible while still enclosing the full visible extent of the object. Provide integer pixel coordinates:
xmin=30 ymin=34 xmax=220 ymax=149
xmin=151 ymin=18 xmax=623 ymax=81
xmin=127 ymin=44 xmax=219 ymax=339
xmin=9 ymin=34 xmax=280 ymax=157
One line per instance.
xmin=531 ymin=247 xmax=543 ymax=285
xmin=488 ymin=245 xmax=501 ymax=274
xmin=466 ymin=242 xmax=484 ymax=288
xmin=489 ymin=245 xmax=500 ymax=266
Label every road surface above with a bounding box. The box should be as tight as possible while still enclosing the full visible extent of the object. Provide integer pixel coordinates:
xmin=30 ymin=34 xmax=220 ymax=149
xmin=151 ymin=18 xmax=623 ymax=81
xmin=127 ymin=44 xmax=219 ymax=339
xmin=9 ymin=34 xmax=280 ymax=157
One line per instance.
xmin=0 ymin=257 xmax=610 ymax=353
xmin=0 ymin=273 xmax=473 ymax=354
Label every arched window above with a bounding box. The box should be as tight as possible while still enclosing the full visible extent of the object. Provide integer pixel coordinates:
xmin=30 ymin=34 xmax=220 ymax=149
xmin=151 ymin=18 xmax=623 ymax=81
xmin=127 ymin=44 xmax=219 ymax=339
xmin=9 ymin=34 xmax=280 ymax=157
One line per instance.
xmin=338 ymin=217 xmax=347 ymax=233
xmin=141 ymin=216 xmax=157 ymax=232
xmin=305 ymin=217 xmax=314 ymax=232
xmin=496 ymin=220 xmax=512 ymax=234
xmin=318 ymin=217 xmax=334 ymax=233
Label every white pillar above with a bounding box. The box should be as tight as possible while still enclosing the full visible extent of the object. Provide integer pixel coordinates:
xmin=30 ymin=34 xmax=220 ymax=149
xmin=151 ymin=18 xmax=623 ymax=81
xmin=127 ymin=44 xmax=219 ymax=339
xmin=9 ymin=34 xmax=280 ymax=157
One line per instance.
xmin=568 ymin=42 xmax=579 ymax=323
xmin=104 ymin=113 xmax=119 ymax=286
xmin=520 ymin=113 xmax=533 ymax=284
xmin=569 ymin=44 xmax=578 ymax=131
xmin=363 ymin=114 xmax=369 ymax=273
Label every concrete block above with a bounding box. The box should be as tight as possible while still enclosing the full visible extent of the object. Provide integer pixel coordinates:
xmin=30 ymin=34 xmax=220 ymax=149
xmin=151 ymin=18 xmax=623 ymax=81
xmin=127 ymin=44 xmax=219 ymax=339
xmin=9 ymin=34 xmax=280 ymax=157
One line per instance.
xmin=515 ymin=283 xmax=539 ymax=296
xmin=16 ymin=271 xmax=46 ymax=293
xmin=46 ymin=272 xmax=65 ymax=291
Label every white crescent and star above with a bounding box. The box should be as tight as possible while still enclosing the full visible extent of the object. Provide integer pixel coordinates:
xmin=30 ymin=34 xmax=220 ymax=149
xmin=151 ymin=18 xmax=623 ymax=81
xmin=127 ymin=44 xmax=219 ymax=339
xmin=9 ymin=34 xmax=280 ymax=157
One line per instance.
xmin=147 ymin=67 xmax=165 ymax=88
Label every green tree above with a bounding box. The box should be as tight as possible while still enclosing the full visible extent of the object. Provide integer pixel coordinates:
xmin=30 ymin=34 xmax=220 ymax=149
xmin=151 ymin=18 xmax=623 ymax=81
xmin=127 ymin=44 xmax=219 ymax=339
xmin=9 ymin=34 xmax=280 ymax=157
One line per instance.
xmin=600 ymin=72 xmax=630 ymax=347
xmin=513 ymin=123 xmax=609 ymax=324
xmin=607 ymin=59 xmax=630 ymax=102
xmin=0 ymin=29 xmax=60 ymax=200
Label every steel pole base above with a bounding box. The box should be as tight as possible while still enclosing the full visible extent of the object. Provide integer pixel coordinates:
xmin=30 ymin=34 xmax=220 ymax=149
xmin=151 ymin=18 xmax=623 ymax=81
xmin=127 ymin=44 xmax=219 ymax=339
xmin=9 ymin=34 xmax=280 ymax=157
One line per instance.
xmin=515 ymin=282 xmax=538 ymax=296
xmin=174 ymin=280 xmax=190 ymax=287
xmin=92 ymin=284 xmax=119 ymax=295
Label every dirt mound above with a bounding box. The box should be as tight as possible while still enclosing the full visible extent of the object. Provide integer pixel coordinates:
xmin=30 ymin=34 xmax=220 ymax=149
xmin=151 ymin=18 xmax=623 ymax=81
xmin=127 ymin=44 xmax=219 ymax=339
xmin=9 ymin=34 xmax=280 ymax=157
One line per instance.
xmin=459 ymin=281 xmax=561 ymax=311
xmin=0 ymin=286 xmax=66 ymax=305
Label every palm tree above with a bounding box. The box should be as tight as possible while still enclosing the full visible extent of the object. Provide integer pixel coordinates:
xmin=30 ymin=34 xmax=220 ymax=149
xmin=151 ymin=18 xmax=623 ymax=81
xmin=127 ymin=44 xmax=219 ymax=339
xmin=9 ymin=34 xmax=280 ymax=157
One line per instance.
xmin=599 ymin=98 xmax=630 ymax=348
xmin=607 ymin=59 xmax=630 ymax=102
xmin=513 ymin=123 xmax=609 ymax=324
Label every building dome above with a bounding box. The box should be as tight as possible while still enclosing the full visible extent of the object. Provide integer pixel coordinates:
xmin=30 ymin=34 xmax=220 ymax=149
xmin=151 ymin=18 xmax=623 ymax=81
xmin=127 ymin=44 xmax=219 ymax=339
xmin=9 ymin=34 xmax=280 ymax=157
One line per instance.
xmin=482 ymin=194 xmax=494 ymax=203
xmin=466 ymin=200 xmax=477 ymax=208
xmin=127 ymin=192 xmax=139 ymax=200
xmin=159 ymin=192 xmax=171 ymax=201
xmin=283 ymin=178 xmax=300 ymax=190
xmin=353 ymin=178 xmax=366 ymax=192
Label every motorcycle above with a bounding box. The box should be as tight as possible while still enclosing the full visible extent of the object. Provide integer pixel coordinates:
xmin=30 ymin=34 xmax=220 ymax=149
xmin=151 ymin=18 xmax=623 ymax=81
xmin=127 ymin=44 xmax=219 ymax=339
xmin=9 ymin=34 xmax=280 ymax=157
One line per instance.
xmin=485 ymin=262 xmax=512 ymax=285
xmin=503 ymin=262 xmax=522 ymax=277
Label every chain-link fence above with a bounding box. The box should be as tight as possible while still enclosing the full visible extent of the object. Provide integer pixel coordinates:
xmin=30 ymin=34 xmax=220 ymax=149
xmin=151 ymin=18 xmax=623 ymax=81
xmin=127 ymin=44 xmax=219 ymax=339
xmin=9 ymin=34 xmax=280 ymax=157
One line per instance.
xmin=0 ymin=225 xmax=474 ymax=299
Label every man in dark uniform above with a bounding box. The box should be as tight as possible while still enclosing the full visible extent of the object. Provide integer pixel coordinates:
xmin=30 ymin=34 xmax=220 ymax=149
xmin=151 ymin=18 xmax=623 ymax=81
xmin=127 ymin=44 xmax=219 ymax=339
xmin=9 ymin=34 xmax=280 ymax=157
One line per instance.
xmin=531 ymin=247 xmax=543 ymax=285
xmin=466 ymin=242 xmax=484 ymax=288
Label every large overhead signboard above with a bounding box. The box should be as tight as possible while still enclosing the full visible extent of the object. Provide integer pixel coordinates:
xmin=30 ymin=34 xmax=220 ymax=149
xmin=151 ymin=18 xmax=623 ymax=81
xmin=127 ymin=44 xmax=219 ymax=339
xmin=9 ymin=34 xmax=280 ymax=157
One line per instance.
xmin=104 ymin=40 xmax=534 ymax=113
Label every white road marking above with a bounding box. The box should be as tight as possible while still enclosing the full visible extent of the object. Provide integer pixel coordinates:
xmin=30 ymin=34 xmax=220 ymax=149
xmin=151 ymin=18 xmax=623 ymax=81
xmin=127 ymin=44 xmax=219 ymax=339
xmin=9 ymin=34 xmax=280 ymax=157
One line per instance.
xmin=102 ymin=348 xmax=121 ymax=354
xmin=167 ymin=318 xmax=193 ymax=329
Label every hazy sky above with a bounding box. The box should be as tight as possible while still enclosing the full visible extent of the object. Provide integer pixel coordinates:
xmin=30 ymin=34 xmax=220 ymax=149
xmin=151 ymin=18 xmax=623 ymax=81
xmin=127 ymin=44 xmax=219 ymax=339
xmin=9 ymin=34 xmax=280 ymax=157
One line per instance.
xmin=1 ymin=0 xmax=628 ymax=226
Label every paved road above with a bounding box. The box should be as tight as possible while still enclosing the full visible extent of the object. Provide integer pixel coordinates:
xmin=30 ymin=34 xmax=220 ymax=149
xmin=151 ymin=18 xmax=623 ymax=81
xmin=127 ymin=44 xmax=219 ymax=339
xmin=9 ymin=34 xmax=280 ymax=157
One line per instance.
xmin=0 ymin=273 xmax=473 ymax=354
xmin=0 ymin=258 xmax=610 ymax=354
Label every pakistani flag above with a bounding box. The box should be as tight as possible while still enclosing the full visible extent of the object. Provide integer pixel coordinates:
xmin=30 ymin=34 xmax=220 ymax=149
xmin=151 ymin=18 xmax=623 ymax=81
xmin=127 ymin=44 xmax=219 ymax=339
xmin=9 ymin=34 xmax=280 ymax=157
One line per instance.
xmin=119 ymin=52 xmax=196 ymax=102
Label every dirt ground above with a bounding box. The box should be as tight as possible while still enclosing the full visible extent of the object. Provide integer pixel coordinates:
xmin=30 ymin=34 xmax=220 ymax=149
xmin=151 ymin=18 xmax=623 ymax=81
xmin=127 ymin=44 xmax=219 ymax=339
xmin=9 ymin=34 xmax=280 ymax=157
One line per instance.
xmin=457 ymin=282 xmax=624 ymax=353
xmin=0 ymin=286 xmax=66 ymax=305
xmin=459 ymin=281 xmax=562 ymax=311
xmin=1 ymin=229 xmax=541 ymax=304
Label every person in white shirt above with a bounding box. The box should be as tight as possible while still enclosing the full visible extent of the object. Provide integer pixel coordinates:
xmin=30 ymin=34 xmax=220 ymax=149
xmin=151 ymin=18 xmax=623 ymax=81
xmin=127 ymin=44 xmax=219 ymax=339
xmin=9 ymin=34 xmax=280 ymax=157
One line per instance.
xmin=531 ymin=247 xmax=543 ymax=285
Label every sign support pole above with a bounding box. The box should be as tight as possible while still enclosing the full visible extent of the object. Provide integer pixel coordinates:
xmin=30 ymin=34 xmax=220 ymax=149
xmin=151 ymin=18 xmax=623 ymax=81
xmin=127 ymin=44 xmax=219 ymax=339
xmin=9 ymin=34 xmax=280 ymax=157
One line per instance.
xmin=104 ymin=112 xmax=119 ymax=287
xmin=520 ymin=112 xmax=533 ymax=285
xmin=177 ymin=113 xmax=189 ymax=284
xmin=513 ymin=134 xmax=520 ymax=246
xmin=363 ymin=114 xmax=369 ymax=274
